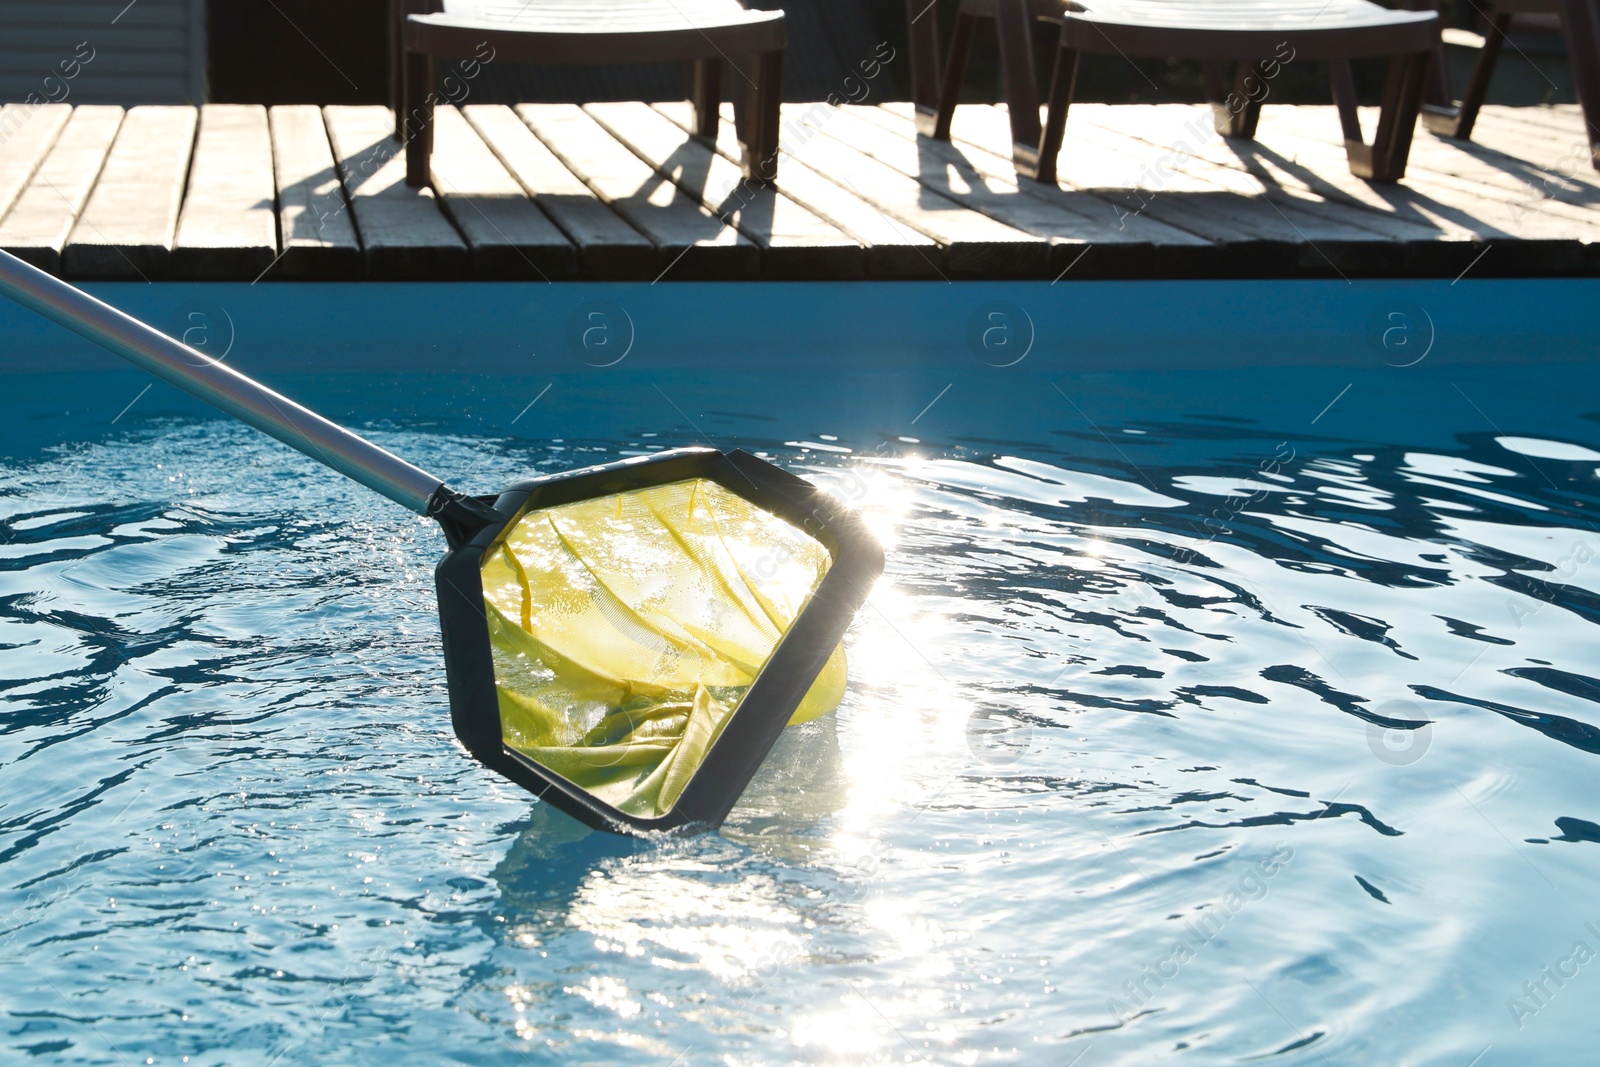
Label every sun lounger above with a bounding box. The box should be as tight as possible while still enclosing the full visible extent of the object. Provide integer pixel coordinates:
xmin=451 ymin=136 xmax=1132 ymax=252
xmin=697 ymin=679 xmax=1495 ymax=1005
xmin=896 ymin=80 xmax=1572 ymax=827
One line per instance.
xmin=1422 ymin=0 xmax=1600 ymax=169
xmin=930 ymin=0 xmax=1441 ymax=183
xmin=394 ymin=0 xmax=786 ymax=186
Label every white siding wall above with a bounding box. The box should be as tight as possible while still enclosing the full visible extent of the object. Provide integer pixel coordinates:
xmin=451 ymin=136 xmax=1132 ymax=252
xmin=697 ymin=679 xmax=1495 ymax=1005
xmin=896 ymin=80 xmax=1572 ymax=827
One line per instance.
xmin=0 ymin=0 xmax=206 ymax=105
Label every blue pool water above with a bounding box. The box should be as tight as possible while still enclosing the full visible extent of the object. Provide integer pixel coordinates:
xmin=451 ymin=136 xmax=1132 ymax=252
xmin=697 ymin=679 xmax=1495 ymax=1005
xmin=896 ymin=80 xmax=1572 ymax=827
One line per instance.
xmin=3 ymin=281 xmax=1600 ymax=1065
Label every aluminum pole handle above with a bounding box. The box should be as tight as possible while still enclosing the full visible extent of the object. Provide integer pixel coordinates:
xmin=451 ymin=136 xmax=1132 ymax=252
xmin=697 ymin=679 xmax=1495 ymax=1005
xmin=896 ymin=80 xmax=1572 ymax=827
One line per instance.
xmin=0 ymin=250 xmax=445 ymax=515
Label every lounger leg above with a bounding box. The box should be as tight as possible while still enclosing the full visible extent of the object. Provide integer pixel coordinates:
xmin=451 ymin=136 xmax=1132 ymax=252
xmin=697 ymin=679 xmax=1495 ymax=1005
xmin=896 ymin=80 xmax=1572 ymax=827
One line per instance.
xmin=1329 ymin=59 xmax=1364 ymax=144
xmin=1413 ymin=0 xmax=1455 ymax=110
xmin=994 ymin=0 xmax=1044 ymax=177
xmin=690 ymin=59 xmax=722 ymax=144
xmin=1423 ymin=11 xmax=1511 ymax=139
xmin=404 ymin=50 xmax=434 ymax=188
xmin=1350 ymin=50 xmax=1429 ymax=182
xmin=391 ymin=0 xmax=406 ymax=141
xmin=1035 ymin=45 xmax=1079 ymax=185
xmin=908 ymin=0 xmax=944 ymax=135
xmin=740 ymin=49 xmax=783 ymax=184
xmin=1213 ymin=60 xmax=1265 ymax=139
xmin=395 ymin=0 xmax=437 ymax=141
xmin=933 ymin=9 xmax=979 ymax=141
xmin=1559 ymin=0 xmax=1600 ymax=168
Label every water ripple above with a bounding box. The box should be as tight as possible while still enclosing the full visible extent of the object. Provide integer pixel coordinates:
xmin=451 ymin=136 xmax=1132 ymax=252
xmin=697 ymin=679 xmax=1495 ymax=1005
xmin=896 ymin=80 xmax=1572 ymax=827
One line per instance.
xmin=1 ymin=404 xmax=1598 ymax=1065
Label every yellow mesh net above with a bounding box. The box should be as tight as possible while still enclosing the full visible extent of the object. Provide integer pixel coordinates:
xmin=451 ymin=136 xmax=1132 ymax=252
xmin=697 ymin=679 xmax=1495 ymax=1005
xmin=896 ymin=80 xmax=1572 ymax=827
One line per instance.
xmin=482 ymin=477 xmax=845 ymax=818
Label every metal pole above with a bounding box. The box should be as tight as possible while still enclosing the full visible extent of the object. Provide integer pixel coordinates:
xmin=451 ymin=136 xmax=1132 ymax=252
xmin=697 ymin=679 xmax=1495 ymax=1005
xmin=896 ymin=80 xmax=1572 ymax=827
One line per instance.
xmin=0 ymin=250 xmax=445 ymax=515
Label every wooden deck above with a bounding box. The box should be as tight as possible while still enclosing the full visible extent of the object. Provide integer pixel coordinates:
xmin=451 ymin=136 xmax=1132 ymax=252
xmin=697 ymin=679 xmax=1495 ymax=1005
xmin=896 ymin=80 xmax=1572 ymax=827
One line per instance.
xmin=0 ymin=99 xmax=1597 ymax=281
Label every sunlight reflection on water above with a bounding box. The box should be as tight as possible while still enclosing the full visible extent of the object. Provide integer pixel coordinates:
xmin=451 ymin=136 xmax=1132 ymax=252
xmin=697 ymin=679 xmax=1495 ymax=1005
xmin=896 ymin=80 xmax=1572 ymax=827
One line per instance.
xmin=4 ymin=372 xmax=1600 ymax=1064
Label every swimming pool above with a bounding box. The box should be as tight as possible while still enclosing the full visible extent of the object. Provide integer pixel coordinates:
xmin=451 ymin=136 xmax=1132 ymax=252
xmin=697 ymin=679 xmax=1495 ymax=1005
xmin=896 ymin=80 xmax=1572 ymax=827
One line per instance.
xmin=3 ymin=280 xmax=1599 ymax=1065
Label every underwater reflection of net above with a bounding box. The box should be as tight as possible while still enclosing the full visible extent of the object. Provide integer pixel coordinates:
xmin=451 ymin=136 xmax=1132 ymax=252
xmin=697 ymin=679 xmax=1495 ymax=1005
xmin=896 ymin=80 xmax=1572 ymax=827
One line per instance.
xmin=480 ymin=479 xmax=847 ymax=819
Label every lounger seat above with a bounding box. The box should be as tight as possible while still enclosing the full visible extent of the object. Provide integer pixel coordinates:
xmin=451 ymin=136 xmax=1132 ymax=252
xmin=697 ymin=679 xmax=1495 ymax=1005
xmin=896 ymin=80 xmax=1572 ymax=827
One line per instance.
xmin=932 ymin=0 xmax=1441 ymax=183
xmin=396 ymin=0 xmax=786 ymax=187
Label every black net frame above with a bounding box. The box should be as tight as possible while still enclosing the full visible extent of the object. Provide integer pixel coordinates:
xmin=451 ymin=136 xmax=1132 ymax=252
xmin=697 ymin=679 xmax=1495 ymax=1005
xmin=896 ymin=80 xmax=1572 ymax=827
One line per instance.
xmin=434 ymin=447 xmax=884 ymax=835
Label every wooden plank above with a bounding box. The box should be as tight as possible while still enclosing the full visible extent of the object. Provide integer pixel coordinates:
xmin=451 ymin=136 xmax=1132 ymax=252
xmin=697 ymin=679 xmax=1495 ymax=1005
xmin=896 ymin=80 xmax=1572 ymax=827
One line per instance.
xmin=919 ymin=102 xmax=1301 ymax=275
xmin=852 ymin=101 xmax=1202 ymax=247
xmin=1065 ymin=112 xmax=1375 ymax=264
xmin=1270 ymin=105 xmax=1600 ymax=234
xmin=269 ymin=104 xmax=361 ymax=280
xmin=1457 ymin=117 xmax=1600 ymax=272
xmin=463 ymin=103 xmax=656 ymax=280
xmin=0 ymin=106 xmax=122 ymax=274
xmin=1089 ymin=105 xmax=1476 ymax=229
xmin=808 ymin=103 xmax=1155 ymax=277
xmin=1474 ymin=103 xmax=1594 ymax=139
xmin=857 ymin=102 xmax=1221 ymax=279
xmin=62 ymin=105 xmax=195 ymax=279
xmin=0 ymin=104 xmax=71 ymax=223
xmin=516 ymin=103 xmax=757 ymax=281
xmin=583 ymin=101 xmax=864 ymax=281
xmin=13 ymin=99 xmax=1588 ymax=285
xmin=1403 ymin=152 xmax=1600 ymax=235
xmin=1258 ymin=106 xmax=1596 ymax=271
xmin=429 ymin=104 xmax=577 ymax=280
xmin=1056 ymin=103 xmax=1485 ymax=275
xmin=750 ymin=104 xmax=1047 ymax=278
xmin=655 ymin=101 xmax=947 ymax=279
xmin=1470 ymin=110 xmax=1600 ymax=173
xmin=1064 ymin=105 xmax=1465 ymax=238
xmin=322 ymin=105 xmax=469 ymax=280
xmin=172 ymin=104 xmax=277 ymax=279
xmin=1016 ymin=115 xmax=1396 ymax=272
xmin=947 ymin=103 xmax=1440 ymax=275
xmin=1379 ymin=118 xmax=1588 ymax=205
xmin=1246 ymin=108 xmax=1586 ymax=273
